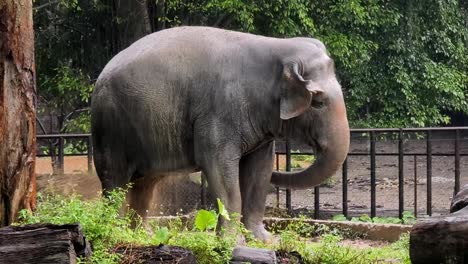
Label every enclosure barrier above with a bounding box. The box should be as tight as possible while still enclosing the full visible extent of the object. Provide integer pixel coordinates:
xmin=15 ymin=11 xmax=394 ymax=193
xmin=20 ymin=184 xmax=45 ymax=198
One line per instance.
xmin=36 ymin=127 xmax=468 ymax=220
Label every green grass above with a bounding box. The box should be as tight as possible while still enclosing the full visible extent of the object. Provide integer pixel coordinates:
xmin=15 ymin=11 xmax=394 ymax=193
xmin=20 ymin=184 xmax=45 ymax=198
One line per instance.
xmin=17 ymin=190 xmax=410 ymax=263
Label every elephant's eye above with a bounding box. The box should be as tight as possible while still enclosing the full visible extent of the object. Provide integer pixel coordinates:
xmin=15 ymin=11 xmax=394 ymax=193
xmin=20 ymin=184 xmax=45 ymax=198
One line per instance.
xmin=311 ymin=98 xmax=325 ymax=109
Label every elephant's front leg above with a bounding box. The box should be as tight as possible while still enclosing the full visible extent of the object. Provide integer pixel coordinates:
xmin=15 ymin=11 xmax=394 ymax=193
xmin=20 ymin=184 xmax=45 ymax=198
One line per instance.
xmin=240 ymin=141 xmax=274 ymax=242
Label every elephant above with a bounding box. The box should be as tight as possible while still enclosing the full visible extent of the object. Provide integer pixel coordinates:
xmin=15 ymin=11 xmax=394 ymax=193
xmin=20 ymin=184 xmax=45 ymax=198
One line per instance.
xmin=91 ymin=26 xmax=350 ymax=241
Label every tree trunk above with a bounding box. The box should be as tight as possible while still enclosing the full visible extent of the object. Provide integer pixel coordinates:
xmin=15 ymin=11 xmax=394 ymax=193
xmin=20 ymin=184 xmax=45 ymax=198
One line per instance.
xmin=114 ymin=0 xmax=151 ymax=50
xmin=0 ymin=0 xmax=36 ymax=226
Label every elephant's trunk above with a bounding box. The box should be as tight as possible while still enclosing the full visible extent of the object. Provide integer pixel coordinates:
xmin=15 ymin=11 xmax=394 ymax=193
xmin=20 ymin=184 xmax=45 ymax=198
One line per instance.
xmin=271 ymin=102 xmax=350 ymax=189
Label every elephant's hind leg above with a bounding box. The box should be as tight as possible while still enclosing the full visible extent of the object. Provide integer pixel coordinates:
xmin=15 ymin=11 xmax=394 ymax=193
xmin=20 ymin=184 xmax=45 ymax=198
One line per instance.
xmin=127 ymin=176 xmax=159 ymax=220
xmin=93 ymin=146 xmax=132 ymax=195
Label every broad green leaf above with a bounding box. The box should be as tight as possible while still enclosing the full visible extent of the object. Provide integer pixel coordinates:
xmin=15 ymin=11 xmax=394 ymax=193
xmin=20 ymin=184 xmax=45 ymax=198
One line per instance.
xmin=217 ymin=198 xmax=230 ymax=221
xmin=152 ymin=227 xmax=170 ymax=245
xmin=195 ymin=209 xmax=217 ymax=231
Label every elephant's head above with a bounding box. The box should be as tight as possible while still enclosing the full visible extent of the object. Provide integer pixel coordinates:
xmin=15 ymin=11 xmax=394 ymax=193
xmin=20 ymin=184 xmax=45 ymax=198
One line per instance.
xmin=271 ymin=39 xmax=350 ymax=189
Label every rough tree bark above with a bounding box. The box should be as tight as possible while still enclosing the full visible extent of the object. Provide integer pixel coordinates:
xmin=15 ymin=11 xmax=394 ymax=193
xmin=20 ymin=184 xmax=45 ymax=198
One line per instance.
xmin=115 ymin=0 xmax=152 ymax=50
xmin=0 ymin=0 xmax=36 ymax=226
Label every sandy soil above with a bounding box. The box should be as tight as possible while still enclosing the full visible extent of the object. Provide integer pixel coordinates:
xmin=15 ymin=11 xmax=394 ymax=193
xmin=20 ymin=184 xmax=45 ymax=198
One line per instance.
xmin=36 ymin=132 xmax=468 ymax=218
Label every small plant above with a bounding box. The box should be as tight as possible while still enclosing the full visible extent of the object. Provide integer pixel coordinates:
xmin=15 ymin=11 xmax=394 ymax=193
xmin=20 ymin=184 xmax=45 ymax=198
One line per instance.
xmin=194 ymin=198 xmax=231 ymax=232
xmin=402 ymin=211 xmax=417 ymax=225
xmin=332 ymin=211 xmax=416 ymax=225
xmin=331 ymin=214 xmax=347 ymax=221
xmin=17 ymin=187 xmax=151 ymax=263
xmin=151 ymin=227 xmax=170 ymax=245
xmin=17 ymin=188 xmax=411 ymax=263
xmin=278 ymin=230 xmax=303 ymax=253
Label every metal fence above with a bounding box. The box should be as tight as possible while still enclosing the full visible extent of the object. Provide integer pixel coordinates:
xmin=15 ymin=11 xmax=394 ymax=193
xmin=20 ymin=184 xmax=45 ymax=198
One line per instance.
xmin=36 ymin=127 xmax=468 ymax=219
xmin=274 ymin=127 xmax=468 ymax=219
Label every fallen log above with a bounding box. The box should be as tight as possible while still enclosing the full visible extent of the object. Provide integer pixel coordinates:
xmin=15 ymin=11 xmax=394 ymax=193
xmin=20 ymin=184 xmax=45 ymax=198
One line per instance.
xmin=0 ymin=223 xmax=91 ymax=264
xmin=230 ymin=246 xmax=277 ymax=264
xmin=114 ymin=244 xmax=197 ymax=264
xmin=410 ymin=185 xmax=468 ymax=264
xmin=451 ymin=184 xmax=468 ymax=213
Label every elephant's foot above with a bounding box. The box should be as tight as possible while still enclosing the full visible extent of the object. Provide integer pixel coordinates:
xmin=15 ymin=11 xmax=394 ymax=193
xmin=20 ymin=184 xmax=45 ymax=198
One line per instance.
xmin=248 ymin=224 xmax=272 ymax=243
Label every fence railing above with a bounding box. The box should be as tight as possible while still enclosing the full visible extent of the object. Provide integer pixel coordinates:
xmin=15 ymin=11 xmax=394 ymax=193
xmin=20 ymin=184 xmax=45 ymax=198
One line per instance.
xmin=36 ymin=127 xmax=468 ymax=219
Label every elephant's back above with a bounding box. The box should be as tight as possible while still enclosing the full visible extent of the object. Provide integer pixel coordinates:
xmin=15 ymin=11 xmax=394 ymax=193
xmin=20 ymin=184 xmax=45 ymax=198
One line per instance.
xmin=98 ymin=27 xmax=274 ymax=83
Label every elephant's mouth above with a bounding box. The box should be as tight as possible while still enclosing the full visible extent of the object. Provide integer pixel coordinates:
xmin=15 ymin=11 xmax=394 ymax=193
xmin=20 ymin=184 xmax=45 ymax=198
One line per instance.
xmin=310 ymin=138 xmax=323 ymax=155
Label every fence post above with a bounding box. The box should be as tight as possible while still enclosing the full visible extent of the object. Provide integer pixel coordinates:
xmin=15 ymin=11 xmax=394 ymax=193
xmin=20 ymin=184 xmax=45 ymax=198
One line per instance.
xmin=398 ymin=129 xmax=404 ymax=219
xmin=87 ymin=135 xmax=93 ymax=174
xmin=342 ymin=157 xmax=348 ymax=218
xmin=285 ymin=141 xmax=292 ymax=216
xmin=275 ymin=153 xmax=280 ymax=208
xmin=426 ymin=130 xmax=432 ymax=216
xmin=314 ymin=186 xmax=320 ymax=219
xmin=58 ymin=136 xmax=64 ymax=174
xmin=454 ymin=129 xmax=460 ymax=197
xmin=414 ymin=155 xmax=418 ymax=217
xmin=370 ymin=131 xmax=376 ymax=218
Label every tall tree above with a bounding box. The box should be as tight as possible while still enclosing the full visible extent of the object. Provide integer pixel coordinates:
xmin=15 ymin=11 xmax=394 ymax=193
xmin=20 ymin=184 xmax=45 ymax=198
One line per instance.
xmin=0 ymin=0 xmax=36 ymax=226
xmin=115 ymin=0 xmax=152 ymax=50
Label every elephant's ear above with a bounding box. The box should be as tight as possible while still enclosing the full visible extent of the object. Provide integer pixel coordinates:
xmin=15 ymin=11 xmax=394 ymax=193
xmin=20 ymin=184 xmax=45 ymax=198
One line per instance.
xmin=280 ymin=63 xmax=323 ymax=120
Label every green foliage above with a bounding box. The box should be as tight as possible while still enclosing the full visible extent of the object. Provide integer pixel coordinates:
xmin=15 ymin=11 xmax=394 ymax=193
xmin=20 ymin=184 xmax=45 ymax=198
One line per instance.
xmin=217 ymin=198 xmax=231 ymax=221
xmin=17 ymin=189 xmax=411 ymax=263
xmin=274 ymin=216 xmax=366 ymax=240
xmin=34 ymin=0 xmax=468 ymax=128
xmin=38 ymin=65 xmax=93 ymax=133
xmin=274 ymin=231 xmax=411 ymax=264
xmin=332 ymin=211 xmax=416 ymax=225
xmin=331 ymin=214 xmax=347 ymax=221
xmin=194 ymin=198 xmax=231 ymax=231
xmin=194 ymin=209 xmax=217 ymax=231
xmin=17 ymin=188 xmax=151 ymax=263
xmin=151 ymin=226 xmax=170 ymax=245
xmin=292 ymin=153 xmax=315 ymax=162
xmin=168 ymin=231 xmax=236 ymax=264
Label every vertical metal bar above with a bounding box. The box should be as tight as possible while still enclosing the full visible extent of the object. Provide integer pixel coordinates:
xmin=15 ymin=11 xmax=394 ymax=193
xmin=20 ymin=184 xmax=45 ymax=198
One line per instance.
xmin=276 ymin=153 xmax=280 ymax=208
xmin=58 ymin=136 xmax=64 ymax=174
xmin=87 ymin=135 xmax=93 ymax=174
xmin=370 ymin=131 xmax=376 ymax=218
xmin=426 ymin=130 xmax=432 ymax=216
xmin=314 ymin=186 xmax=320 ymax=219
xmin=414 ymin=155 xmax=418 ymax=217
xmin=342 ymin=157 xmax=348 ymax=218
xmin=285 ymin=141 xmax=292 ymax=216
xmin=398 ymin=129 xmax=404 ymax=219
xmin=454 ymin=129 xmax=460 ymax=196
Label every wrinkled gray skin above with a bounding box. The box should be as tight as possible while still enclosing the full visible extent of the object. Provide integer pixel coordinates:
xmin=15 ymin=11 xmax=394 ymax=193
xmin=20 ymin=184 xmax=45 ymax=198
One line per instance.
xmin=91 ymin=26 xmax=350 ymax=241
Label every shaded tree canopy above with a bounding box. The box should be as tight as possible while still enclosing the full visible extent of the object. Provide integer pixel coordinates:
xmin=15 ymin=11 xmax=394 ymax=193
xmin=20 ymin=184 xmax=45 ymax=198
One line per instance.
xmin=34 ymin=0 xmax=468 ymax=130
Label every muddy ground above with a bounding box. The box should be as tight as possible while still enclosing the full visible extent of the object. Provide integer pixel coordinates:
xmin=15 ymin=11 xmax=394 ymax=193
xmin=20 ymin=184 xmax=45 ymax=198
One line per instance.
xmin=36 ymin=131 xmax=468 ymax=218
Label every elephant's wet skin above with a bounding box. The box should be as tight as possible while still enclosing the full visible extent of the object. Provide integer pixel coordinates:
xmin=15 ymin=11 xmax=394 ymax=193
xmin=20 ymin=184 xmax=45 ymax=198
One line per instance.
xmin=91 ymin=26 xmax=350 ymax=242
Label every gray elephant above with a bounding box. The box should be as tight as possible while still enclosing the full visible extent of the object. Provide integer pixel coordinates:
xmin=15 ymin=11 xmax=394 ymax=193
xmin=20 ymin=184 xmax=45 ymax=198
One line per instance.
xmin=91 ymin=26 xmax=350 ymax=241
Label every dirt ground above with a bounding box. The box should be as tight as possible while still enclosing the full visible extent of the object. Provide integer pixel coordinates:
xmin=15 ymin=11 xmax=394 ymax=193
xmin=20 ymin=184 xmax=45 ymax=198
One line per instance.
xmin=36 ymin=131 xmax=468 ymax=218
